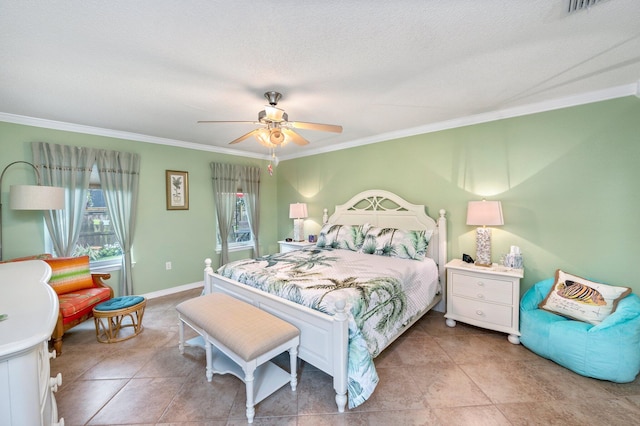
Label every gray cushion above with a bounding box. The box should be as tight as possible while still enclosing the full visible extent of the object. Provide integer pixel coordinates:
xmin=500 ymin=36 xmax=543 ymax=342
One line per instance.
xmin=177 ymin=293 xmax=299 ymax=362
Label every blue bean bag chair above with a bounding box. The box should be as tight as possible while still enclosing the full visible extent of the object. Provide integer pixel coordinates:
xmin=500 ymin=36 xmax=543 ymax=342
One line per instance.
xmin=520 ymin=278 xmax=640 ymax=382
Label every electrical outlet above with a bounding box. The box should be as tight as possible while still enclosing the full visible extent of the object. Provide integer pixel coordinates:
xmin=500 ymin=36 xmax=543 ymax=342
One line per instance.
xmin=165 ymin=261 xmax=172 ymax=270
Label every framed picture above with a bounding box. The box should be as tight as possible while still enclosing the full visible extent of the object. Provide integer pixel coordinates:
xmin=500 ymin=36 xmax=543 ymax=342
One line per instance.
xmin=166 ymin=170 xmax=189 ymax=210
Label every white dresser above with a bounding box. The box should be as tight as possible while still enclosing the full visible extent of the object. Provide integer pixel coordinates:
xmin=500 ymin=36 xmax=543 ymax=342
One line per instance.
xmin=0 ymin=260 xmax=63 ymax=426
xmin=444 ymin=258 xmax=523 ymax=344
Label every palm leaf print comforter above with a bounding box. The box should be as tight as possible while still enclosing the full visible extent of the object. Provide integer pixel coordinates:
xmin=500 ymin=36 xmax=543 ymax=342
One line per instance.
xmin=216 ymin=246 xmax=440 ymax=408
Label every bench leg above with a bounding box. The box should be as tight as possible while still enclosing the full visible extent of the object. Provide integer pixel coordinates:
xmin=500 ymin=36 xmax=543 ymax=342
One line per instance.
xmin=289 ymin=345 xmax=298 ymax=392
xmin=205 ymin=338 xmax=213 ymax=382
xmin=178 ymin=316 xmax=185 ymax=354
xmin=244 ymin=364 xmax=256 ymax=423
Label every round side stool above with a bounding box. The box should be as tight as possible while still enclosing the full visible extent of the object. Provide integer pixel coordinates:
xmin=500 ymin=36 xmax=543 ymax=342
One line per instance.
xmin=93 ymin=296 xmax=146 ymax=343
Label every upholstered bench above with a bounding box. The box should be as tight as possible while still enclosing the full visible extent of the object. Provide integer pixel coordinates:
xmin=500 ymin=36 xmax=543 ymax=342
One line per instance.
xmin=176 ymin=292 xmax=300 ymax=423
xmin=93 ymin=295 xmax=146 ymax=343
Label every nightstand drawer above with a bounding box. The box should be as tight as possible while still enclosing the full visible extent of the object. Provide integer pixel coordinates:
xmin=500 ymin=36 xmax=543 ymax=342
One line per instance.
xmin=450 ymin=272 xmax=513 ymax=304
xmin=450 ymin=297 xmax=513 ymax=328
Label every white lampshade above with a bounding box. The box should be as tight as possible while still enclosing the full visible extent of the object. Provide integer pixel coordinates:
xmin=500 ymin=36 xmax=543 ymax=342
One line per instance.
xmin=466 ymin=200 xmax=504 ymax=226
xmin=289 ymin=203 xmax=308 ymax=219
xmin=9 ymin=184 xmax=65 ymax=210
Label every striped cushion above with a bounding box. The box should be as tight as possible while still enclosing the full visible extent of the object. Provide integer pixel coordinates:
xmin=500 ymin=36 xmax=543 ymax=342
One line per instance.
xmin=58 ymin=287 xmax=112 ymax=318
xmin=45 ymin=256 xmax=95 ymax=295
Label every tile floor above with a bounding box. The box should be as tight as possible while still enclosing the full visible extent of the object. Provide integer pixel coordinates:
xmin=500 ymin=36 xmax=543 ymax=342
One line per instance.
xmin=51 ymin=288 xmax=640 ymax=425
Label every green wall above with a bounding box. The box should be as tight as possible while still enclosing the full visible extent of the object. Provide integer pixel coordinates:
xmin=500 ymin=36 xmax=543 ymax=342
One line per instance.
xmin=277 ymin=96 xmax=640 ymax=295
xmin=2 ymin=96 xmax=639 ymax=297
xmin=0 ymin=122 xmax=279 ymax=296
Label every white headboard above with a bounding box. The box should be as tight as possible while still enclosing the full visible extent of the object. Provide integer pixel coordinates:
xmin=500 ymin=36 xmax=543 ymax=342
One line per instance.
xmin=325 ymin=189 xmax=447 ymax=307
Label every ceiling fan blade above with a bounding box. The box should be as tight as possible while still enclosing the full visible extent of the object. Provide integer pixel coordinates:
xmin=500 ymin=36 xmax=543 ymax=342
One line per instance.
xmin=282 ymin=128 xmax=309 ymax=146
xmin=229 ymin=129 xmax=262 ymax=145
xmin=198 ymin=120 xmax=258 ymax=124
xmin=289 ymin=121 xmax=343 ymax=133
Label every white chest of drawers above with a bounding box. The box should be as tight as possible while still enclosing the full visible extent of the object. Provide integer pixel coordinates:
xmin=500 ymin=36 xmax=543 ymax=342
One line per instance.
xmin=0 ymin=260 xmax=63 ymax=426
xmin=444 ymin=259 xmax=523 ymax=344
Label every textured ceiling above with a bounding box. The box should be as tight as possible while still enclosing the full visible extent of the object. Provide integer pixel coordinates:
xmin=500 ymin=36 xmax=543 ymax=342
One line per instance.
xmin=1 ymin=1 xmax=639 ymax=160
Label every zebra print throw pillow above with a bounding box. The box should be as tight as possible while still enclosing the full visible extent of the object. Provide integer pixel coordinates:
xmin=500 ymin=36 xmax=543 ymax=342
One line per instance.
xmin=539 ymin=269 xmax=631 ymax=325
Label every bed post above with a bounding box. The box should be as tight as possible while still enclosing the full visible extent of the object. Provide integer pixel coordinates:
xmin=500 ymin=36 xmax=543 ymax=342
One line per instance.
xmin=332 ymin=299 xmax=348 ymax=413
xmin=204 ymin=258 xmax=213 ymax=294
xmin=436 ymin=209 xmax=447 ymax=312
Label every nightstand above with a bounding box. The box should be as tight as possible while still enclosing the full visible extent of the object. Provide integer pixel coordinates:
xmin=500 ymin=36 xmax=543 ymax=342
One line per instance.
xmin=278 ymin=240 xmax=315 ymax=253
xmin=445 ymin=258 xmax=523 ymax=344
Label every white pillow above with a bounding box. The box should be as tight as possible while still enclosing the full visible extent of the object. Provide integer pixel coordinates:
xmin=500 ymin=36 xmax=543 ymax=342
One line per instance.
xmin=359 ymin=226 xmax=433 ymax=261
xmin=316 ymin=223 xmax=370 ymax=251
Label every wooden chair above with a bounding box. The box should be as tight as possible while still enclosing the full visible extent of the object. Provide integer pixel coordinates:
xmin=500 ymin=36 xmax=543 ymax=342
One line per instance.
xmin=43 ymin=256 xmax=113 ymax=354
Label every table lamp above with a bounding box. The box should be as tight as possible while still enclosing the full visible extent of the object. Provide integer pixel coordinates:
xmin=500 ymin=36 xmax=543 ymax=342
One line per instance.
xmin=466 ymin=200 xmax=503 ymax=267
xmin=289 ymin=203 xmax=308 ymax=242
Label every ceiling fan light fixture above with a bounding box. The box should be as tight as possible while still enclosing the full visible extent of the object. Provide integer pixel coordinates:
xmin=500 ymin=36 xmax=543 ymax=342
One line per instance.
xmin=269 ymin=129 xmax=285 ymax=145
xmin=254 ymin=130 xmax=276 ymax=148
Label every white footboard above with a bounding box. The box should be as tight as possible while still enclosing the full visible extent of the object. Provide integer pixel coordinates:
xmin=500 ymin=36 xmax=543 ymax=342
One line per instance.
xmin=204 ymin=259 xmax=349 ymax=412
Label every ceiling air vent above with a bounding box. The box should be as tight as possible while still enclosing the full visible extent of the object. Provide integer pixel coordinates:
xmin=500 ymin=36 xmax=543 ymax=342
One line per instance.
xmin=568 ymin=0 xmax=608 ymax=13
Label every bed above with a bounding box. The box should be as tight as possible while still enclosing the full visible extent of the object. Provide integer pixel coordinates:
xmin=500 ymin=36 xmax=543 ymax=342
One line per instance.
xmin=203 ymin=189 xmax=447 ymax=411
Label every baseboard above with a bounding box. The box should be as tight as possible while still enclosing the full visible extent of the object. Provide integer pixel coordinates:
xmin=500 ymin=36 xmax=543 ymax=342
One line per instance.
xmin=141 ymin=281 xmax=204 ymax=300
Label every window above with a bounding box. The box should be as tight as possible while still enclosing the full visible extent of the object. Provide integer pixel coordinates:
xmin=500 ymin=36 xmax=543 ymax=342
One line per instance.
xmin=45 ymin=165 xmax=123 ymax=270
xmin=73 ymin=187 xmax=122 ymax=264
xmin=216 ymin=193 xmax=254 ymax=251
xmin=75 ymin=165 xmax=122 ymax=268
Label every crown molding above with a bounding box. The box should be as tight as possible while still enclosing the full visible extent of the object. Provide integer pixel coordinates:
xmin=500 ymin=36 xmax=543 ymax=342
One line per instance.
xmin=1 ymin=82 xmax=637 ymax=163
xmin=0 ymin=112 xmax=270 ymax=161
xmin=279 ymin=82 xmax=639 ymax=161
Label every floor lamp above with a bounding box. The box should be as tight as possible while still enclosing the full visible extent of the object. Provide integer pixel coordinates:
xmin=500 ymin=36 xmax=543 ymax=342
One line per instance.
xmin=0 ymin=161 xmax=65 ymax=261
xmin=466 ymin=200 xmax=504 ymax=267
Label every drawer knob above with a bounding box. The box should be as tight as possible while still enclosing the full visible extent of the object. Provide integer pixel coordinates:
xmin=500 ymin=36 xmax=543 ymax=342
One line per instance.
xmin=50 ymin=373 xmax=62 ymax=392
xmin=477 ymin=294 xmax=485 ymax=299
xmin=476 ymin=281 xmax=485 ymax=287
xmin=475 ymin=310 xmax=485 ymax=317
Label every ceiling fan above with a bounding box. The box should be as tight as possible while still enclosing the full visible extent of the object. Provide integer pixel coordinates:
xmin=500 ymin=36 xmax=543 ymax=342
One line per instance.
xmin=198 ymin=91 xmax=343 ymax=148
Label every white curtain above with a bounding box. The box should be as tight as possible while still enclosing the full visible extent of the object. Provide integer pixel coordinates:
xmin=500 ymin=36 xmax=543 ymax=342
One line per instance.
xmin=211 ymin=163 xmax=240 ymax=265
xmin=96 ymin=149 xmax=140 ymax=296
xmin=31 ymin=142 xmax=95 ymax=257
xmin=240 ymin=165 xmax=261 ymax=257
